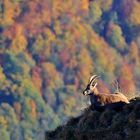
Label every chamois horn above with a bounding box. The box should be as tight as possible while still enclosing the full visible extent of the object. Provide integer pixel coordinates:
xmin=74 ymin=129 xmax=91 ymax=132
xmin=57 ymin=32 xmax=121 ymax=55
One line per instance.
xmin=90 ymin=75 xmax=100 ymax=85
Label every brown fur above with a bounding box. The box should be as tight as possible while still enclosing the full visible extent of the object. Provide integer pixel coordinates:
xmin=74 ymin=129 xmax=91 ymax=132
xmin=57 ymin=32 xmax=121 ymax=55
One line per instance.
xmin=97 ymin=93 xmax=130 ymax=105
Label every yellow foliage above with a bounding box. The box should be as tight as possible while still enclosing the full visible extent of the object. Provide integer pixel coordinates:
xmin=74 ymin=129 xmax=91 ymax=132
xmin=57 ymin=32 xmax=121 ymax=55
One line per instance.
xmin=129 ymin=0 xmax=140 ymax=25
xmin=0 ymin=67 xmax=6 ymax=82
xmin=64 ymin=97 xmax=76 ymax=116
xmin=77 ymin=48 xmax=94 ymax=87
xmin=74 ymin=22 xmax=88 ymax=44
xmin=44 ymin=28 xmax=56 ymax=44
xmin=33 ymin=35 xmax=44 ymax=52
xmin=89 ymin=1 xmax=102 ymax=23
xmin=0 ymin=116 xmax=8 ymax=128
xmin=54 ymin=20 xmax=63 ymax=35
xmin=88 ymin=30 xmax=116 ymax=73
xmin=11 ymin=35 xmax=27 ymax=53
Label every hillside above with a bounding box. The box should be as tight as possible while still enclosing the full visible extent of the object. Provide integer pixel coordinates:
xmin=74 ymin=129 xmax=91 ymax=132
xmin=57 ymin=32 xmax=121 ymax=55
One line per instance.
xmin=46 ymin=98 xmax=140 ymax=140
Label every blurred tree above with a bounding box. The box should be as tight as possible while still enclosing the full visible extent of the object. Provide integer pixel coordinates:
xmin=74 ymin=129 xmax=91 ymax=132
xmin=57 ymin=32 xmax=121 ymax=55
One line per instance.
xmin=0 ymin=128 xmax=10 ymax=140
xmin=0 ymin=115 xmax=8 ymax=128
xmin=13 ymin=102 xmax=21 ymax=120
xmin=80 ymin=0 xmax=89 ymax=12
xmin=118 ymin=64 xmax=136 ymax=98
xmin=41 ymin=62 xmax=63 ymax=91
xmin=76 ymin=48 xmax=94 ymax=88
xmin=41 ymin=62 xmax=63 ymax=108
xmin=106 ymin=22 xmax=127 ymax=53
xmin=1 ymin=0 xmax=21 ymax=26
xmin=127 ymin=0 xmax=140 ymax=25
xmin=0 ymin=66 xmax=6 ymax=83
xmin=22 ymin=97 xmax=36 ymax=122
xmin=88 ymin=1 xmax=102 ymax=24
xmin=128 ymin=42 xmax=140 ymax=66
xmin=3 ymin=52 xmax=23 ymax=75
xmin=63 ymin=96 xmax=77 ymax=116
xmin=31 ymin=66 xmax=42 ymax=92
xmin=10 ymin=24 xmax=27 ymax=54
xmin=100 ymin=0 xmax=113 ymax=12
xmin=3 ymin=51 xmax=35 ymax=77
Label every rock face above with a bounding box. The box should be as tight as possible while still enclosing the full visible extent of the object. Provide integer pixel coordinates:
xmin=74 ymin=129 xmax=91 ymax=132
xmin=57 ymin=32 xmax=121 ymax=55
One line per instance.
xmin=46 ymin=98 xmax=140 ymax=140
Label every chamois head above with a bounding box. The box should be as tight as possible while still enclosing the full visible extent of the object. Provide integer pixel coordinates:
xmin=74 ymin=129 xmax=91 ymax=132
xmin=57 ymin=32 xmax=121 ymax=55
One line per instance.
xmin=83 ymin=75 xmax=100 ymax=96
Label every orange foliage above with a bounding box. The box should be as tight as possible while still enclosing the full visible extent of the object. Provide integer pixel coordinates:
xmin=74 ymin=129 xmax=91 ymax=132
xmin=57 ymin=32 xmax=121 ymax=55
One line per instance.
xmin=14 ymin=102 xmax=21 ymax=120
xmin=31 ymin=66 xmax=42 ymax=92
xmin=4 ymin=23 xmax=27 ymax=53
xmin=0 ymin=0 xmax=20 ymax=25
xmin=59 ymin=48 xmax=71 ymax=66
xmin=59 ymin=46 xmax=77 ymax=69
xmin=30 ymin=99 xmax=37 ymax=119
xmin=21 ymin=0 xmax=51 ymax=35
xmin=128 ymin=42 xmax=140 ymax=66
xmin=119 ymin=64 xmax=136 ymax=97
xmin=41 ymin=62 xmax=62 ymax=89
xmin=80 ymin=0 xmax=89 ymax=11
xmin=4 ymin=23 xmax=22 ymax=39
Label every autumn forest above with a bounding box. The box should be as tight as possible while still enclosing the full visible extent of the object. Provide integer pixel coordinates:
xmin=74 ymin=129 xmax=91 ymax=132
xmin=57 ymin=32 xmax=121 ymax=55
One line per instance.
xmin=0 ymin=0 xmax=140 ymax=139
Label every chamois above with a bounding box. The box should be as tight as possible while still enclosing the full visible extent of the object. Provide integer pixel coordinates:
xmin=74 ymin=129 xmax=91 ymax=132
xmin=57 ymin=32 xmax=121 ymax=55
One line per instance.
xmin=83 ymin=75 xmax=130 ymax=111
